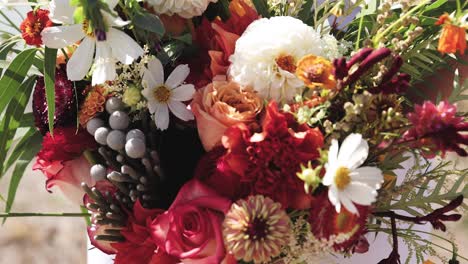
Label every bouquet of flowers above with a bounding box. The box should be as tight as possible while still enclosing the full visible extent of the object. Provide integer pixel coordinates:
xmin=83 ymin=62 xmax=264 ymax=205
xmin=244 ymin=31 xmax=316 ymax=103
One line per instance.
xmin=0 ymin=0 xmax=467 ymax=263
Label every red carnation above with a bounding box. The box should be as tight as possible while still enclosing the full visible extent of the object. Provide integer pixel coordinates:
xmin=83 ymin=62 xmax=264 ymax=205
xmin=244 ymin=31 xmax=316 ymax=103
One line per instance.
xmin=20 ymin=9 xmax=53 ymax=46
xmin=33 ymin=127 xmax=97 ymax=203
xmin=308 ymin=192 xmax=370 ymax=252
xmin=33 ymin=66 xmax=77 ymax=134
xmin=112 ymin=200 xmax=177 ymax=264
xmin=403 ymin=101 xmax=468 ymax=157
xmin=199 ymin=102 xmax=324 ymax=209
xmin=36 ymin=127 xmax=96 ymax=162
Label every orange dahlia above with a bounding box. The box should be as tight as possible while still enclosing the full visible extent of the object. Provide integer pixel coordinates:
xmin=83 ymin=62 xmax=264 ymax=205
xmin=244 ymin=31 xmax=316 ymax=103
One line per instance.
xmin=79 ymin=85 xmax=107 ymax=126
xmin=223 ymin=195 xmax=291 ymax=264
xmin=296 ymin=55 xmax=336 ymax=89
xmin=435 ymin=13 xmax=466 ymax=55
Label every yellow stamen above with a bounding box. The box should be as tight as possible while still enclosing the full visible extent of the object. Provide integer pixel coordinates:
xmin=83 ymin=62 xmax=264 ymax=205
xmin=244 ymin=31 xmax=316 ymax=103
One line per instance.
xmin=154 ymin=85 xmax=171 ymax=103
xmin=335 ymin=166 xmax=351 ymax=190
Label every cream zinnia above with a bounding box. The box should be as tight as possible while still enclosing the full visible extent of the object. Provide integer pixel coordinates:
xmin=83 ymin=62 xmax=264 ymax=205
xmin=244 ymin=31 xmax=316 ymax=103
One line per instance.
xmin=141 ymin=58 xmax=195 ymax=130
xmin=145 ymin=0 xmax=219 ymax=18
xmin=41 ymin=0 xmax=144 ymax=85
xmin=228 ymin=16 xmax=340 ymax=102
xmin=322 ymin=133 xmax=383 ymax=215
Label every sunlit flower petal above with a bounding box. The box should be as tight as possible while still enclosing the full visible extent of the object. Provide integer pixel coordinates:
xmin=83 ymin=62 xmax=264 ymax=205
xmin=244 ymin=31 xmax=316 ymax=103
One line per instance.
xmin=41 ymin=24 xmax=85 ymax=49
xmin=67 ymin=37 xmax=95 ymax=81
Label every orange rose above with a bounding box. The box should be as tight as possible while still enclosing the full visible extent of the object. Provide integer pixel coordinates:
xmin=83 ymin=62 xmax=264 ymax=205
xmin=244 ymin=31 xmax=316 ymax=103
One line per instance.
xmin=191 ymin=76 xmax=263 ymax=151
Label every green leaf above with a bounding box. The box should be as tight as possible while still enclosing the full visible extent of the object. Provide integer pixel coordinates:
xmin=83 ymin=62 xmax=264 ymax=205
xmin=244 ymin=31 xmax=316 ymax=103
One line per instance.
xmin=0 ymin=76 xmax=36 ymax=176
xmin=3 ymin=131 xmax=42 ymax=223
xmin=2 ymin=129 xmax=41 ymax=176
xmin=251 ymin=0 xmax=270 ymax=18
xmin=423 ymin=0 xmax=447 ymax=11
xmin=44 ymin=47 xmax=57 ymax=135
xmin=0 ymin=48 xmax=37 ymax=115
xmin=0 ymin=193 xmax=4 ymax=203
xmin=0 ymin=41 xmax=18 ymax=75
xmin=133 ymin=12 xmax=165 ymax=36
xmin=81 ymin=206 xmax=91 ymax=226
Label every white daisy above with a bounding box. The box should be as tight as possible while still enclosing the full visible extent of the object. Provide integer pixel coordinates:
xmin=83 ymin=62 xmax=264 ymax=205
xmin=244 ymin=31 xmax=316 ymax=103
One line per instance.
xmin=141 ymin=58 xmax=195 ymax=130
xmin=228 ymin=16 xmax=340 ymax=103
xmin=322 ymin=133 xmax=383 ymax=215
xmin=41 ymin=0 xmax=144 ymax=85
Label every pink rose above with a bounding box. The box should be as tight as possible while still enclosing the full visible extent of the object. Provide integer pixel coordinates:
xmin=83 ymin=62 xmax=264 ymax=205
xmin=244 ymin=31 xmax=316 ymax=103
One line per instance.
xmin=150 ymin=180 xmax=232 ymax=264
xmin=191 ymin=76 xmax=262 ymax=151
xmin=33 ymin=155 xmax=95 ymax=204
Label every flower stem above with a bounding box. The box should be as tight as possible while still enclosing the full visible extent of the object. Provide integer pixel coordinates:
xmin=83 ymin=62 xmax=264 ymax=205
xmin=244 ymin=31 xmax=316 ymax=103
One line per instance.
xmin=355 ymin=14 xmax=365 ymax=50
xmin=372 ymin=0 xmax=429 ymax=46
xmin=0 ymin=212 xmax=91 ymax=218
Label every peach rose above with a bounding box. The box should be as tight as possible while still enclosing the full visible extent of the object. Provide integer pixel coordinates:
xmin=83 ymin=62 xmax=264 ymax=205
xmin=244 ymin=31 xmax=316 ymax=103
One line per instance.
xmin=191 ymin=76 xmax=262 ymax=151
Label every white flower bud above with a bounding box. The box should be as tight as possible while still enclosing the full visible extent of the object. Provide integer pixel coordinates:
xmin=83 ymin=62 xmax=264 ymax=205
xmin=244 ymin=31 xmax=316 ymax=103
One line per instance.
xmin=106 ymin=97 xmax=125 ymax=114
xmin=125 ymin=138 xmax=146 ymax=159
xmin=90 ymin=164 xmax=107 ymax=181
xmin=86 ymin=118 xmax=105 ymax=136
xmin=94 ymin=127 xmax=110 ymax=145
xmin=109 ymin=111 xmax=130 ymax=130
xmin=126 ymin=129 xmax=145 ymax=142
xmin=107 ymin=130 xmax=126 ymax=151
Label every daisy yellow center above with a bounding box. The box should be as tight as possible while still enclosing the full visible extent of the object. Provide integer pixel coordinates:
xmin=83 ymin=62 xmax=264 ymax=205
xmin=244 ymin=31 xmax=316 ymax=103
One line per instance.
xmin=82 ymin=19 xmax=94 ymax=37
xmin=335 ymin=166 xmax=351 ymax=190
xmin=275 ymin=54 xmax=296 ymax=73
xmin=154 ymin=85 xmax=171 ymax=103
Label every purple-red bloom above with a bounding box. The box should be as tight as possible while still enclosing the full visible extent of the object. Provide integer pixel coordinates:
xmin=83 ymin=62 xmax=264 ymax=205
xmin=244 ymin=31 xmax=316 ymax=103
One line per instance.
xmin=333 ymin=48 xmax=410 ymax=94
xmin=33 ymin=66 xmax=77 ymax=134
xmin=404 ymin=101 xmax=468 ymax=157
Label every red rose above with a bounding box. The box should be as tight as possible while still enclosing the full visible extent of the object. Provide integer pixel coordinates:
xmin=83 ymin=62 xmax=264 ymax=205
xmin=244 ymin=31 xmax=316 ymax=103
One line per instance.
xmin=33 ymin=127 xmax=97 ymax=203
xmin=20 ymin=9 xmax=53 ymax=46
xmin=150 ymin=180 xmax=232 ymax=264
xmin=112 ymin=200 xmax=177 ymax=264
xmin=198 ymin=102 xmax=324 ymax=209
xmin=308 ymin=192 xmax=369 ymax=251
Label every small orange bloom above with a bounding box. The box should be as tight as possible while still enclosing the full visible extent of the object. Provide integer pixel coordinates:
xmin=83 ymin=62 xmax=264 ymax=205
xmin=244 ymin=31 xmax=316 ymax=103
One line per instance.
xmin=436 ymin=14 xmax=467 ymax=55
xmin=296 ymin=55 xmax=336 ymax=89
xmin=423 ymin=260 xmax=435 ymax=264
xmin=79 ymin=85 xmax=107 ymax=126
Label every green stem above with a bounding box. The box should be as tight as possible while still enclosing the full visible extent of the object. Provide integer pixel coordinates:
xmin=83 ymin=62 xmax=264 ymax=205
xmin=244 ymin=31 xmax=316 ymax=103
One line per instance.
xmin=456 ymin=0 xmax=461 ymax=17
xmin=356 ymin=13 xmax=365 ymax=50
xmin=0 ymin=212 xmax=91 ymax=218
xmin=0 ymin=10 xmax=21 ymax=33
xmin=372 ymin=0 xmax=429 ymax=46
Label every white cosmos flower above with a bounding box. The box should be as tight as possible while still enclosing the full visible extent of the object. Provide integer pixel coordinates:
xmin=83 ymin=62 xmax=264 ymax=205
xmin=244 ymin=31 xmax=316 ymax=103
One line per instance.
xmin=228 ymin=16 xmax=340 ymax=103
xmin=145 ymin=0 xmax=218 ymax=19
xmin=41 ymin=0 xmax=144 ymax=85
xmin=322 ymin=133 xmax=383 ymax=215
xmin=141 ymin=58 xmax=195 ymax=130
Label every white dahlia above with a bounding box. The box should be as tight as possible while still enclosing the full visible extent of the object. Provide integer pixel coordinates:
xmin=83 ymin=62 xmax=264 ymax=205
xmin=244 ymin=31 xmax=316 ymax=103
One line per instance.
xmin=145 ymin=0 xmax=218 ymax=18
xmin=228 ymin=16 xmax=340 ymax=102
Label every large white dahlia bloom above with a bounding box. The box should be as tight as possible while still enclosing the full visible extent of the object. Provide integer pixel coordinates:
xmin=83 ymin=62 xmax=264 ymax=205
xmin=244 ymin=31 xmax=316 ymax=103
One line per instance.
xmin=145 ymin=0 xmax=218 ymax=18
xmin=228 ymin=16 xmax=340 ymax=102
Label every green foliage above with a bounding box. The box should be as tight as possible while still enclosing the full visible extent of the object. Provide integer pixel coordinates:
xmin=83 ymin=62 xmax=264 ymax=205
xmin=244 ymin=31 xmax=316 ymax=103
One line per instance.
xmin=44 ymin=48 xmax=57 ymax=135
xmin=3 ymin=129 xmax=43 ymax=223
xmin=0 ymin=76 xmax=36 ymax=175
xmin=448 ymin=69 xmax=468 ymax=104
xmin=251 ymin=0 xmax=271 ymax=18
xmin=377 ymin=160 xmax=468 ymax=216
xmin=0 ymin=48 xmax=37 ymax=115
xmin=132 ymin=13 xmax=165 ymax=36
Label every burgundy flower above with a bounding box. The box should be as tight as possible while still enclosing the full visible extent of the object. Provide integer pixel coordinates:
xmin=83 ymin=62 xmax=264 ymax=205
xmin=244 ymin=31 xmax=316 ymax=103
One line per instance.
xmin=333 ymin=48 xmax=410 ymax=94
xmin=199 ymin=102 xmax=324 ymax=209
xmin=33 ymin=66 xmax=77 ymax=134
xmin=112 ymin=200 xmax=177 ymax=264
xmin=309 ymin=192 xmax=370 ymax=252
xmin=404 ymin=101 xmax=468 ymax=157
